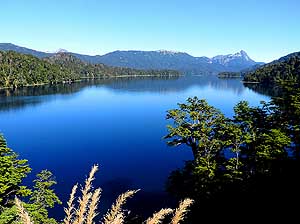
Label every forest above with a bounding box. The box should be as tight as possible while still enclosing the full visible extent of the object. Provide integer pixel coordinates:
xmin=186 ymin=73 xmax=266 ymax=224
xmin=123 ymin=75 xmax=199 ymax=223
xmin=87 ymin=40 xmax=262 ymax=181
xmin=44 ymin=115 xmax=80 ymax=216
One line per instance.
xmin=243 ymin=53 xmax=300 ymax=84
xmin=0 ymin=51 xmax=180 ymax=89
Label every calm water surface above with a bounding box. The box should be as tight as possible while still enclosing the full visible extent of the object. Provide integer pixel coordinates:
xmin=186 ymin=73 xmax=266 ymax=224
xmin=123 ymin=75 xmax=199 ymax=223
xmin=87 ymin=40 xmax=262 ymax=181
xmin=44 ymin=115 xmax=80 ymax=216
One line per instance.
xmin=0 ymin=76 xmax=270 ymax=218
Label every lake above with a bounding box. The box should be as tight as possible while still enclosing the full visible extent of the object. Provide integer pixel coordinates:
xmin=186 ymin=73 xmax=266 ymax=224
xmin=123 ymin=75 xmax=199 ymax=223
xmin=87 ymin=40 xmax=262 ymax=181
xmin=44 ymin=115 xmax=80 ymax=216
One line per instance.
xmin=0 ymin=75 xmax=270 ymax=219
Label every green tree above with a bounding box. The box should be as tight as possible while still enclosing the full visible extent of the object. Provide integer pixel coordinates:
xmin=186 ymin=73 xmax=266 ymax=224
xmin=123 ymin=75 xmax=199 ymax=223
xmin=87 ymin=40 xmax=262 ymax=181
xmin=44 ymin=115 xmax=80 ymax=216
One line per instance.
xmin=165 ymin=97 xmax=226 ymax=162
xmin=0 ymin=135 xmax=61 ymax=224
xmin=30 ymin=170 xmax=61 ymax=209
xmin=222 ymin=122 xmax=244 ymax=180
xmin=165 ymin=97 xmax=227 ymax=196
xmin=0 ymin=135 xmax=31 ymax=206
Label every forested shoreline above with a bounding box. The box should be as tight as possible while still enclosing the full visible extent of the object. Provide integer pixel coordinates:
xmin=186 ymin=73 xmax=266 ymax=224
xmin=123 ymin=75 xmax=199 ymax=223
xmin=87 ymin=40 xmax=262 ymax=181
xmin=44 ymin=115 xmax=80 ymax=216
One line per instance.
xmin=0 ymin=51 xmax=180 ymax=89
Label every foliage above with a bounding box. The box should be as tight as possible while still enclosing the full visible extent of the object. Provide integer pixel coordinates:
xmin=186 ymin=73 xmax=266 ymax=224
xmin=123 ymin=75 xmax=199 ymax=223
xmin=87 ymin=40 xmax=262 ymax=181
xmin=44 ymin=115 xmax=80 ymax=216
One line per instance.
xmin=165 ymin=95 xmax=299 ymax=221
xmin=30 ymin=170 xmax=61 ymax=209
xmin=165 ymin=97 xmax=292 ymax=188
xmin=0 ymin=51 xmax=180 ymax=89
xmin=15 ymin=165 xmax=193 ymax=224
xmin=0 ymin=135 xmax=61 ymax=224
xmin=0 ymin=135 xmax=193 ymax=224
xmin=0 ymin=135 xmax=31 ymax=206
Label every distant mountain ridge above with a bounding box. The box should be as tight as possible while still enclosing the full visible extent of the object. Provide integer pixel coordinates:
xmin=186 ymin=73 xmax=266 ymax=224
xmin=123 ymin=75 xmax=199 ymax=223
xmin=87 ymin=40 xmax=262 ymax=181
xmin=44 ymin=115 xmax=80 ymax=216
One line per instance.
xmin=0 ymin=43 xmax=49 ymax=58
xmin=0 ymin=43 xmax=263 ymax=74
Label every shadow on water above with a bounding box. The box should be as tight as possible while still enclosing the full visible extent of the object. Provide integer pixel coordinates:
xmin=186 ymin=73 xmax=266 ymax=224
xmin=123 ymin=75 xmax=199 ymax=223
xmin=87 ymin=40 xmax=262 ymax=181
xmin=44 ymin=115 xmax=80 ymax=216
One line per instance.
xmin=0 ymin=75 xmax=247 ymax=112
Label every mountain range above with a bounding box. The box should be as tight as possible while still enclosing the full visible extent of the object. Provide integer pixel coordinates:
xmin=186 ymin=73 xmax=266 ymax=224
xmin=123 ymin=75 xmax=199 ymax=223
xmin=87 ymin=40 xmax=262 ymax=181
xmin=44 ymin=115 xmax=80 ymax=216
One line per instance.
xmin=0 ymin=43 xmax=263 ymax=74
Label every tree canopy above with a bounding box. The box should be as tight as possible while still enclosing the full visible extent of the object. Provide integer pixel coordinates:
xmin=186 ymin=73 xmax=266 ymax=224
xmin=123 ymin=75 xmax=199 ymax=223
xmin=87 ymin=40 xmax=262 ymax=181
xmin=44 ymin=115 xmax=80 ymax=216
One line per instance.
xmin=165 ymin=94 xmax=299 ymax=222
xmin=0 ymin=135 xmax=61 ymax=224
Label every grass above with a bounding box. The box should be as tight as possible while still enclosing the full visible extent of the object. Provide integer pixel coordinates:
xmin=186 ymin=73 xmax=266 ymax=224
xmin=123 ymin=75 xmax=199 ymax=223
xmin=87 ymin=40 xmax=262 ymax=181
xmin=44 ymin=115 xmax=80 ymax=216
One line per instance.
xmin=15 ymin=165 xmax=194 ymax=224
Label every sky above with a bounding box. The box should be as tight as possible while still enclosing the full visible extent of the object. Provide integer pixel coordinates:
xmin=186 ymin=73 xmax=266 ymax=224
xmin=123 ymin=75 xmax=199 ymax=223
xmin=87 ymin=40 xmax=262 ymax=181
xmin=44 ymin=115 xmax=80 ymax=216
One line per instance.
xmin=0 ymin=0 xmax=299 ymax=62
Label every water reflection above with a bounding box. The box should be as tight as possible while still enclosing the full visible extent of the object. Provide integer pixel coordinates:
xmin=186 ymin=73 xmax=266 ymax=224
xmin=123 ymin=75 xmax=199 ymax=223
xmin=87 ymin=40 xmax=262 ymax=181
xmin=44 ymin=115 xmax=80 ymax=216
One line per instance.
xmin=0 ymin=76 xmax=247 ymax=112
xmin=0 ymin=75 xmax=271 ymax=220
xmin=243 ymin=83 xmax=281 ymax=97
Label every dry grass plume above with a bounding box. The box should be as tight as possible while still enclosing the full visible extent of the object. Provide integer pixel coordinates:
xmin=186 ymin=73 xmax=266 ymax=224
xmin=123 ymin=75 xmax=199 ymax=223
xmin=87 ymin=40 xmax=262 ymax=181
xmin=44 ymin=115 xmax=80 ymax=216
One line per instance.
xmin=171 ymin=198 xmax=194 ymax=224
xmin=103 ymin=189 xmax=140 ymax=224
xmin=15 ymin=164 xmax=194 ymax=224
xmin=146 ymin=208 xmax=173 ymax=224
xmin=15 ymin=197 xmax=33 ymax=224
xmin=64 ymin=184 xmax=78 ymax=224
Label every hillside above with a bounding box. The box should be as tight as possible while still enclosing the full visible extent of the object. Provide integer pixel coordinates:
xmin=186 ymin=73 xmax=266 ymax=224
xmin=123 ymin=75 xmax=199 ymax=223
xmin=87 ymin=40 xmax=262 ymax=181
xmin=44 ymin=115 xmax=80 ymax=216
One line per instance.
xmin=0 ymin=43 xmax=49 ymax=58
xmin=45 ymin=53 xmax=180 ymax=78
xmin=0 ymin=51 xmax=180 ymax=88
xmin=0 ymin=43 xmax=263 ymax=74
xmin=243 ymin=52 xmax=300 ymax=84
xmin=0 ymin=51 xmax=75 ymax=88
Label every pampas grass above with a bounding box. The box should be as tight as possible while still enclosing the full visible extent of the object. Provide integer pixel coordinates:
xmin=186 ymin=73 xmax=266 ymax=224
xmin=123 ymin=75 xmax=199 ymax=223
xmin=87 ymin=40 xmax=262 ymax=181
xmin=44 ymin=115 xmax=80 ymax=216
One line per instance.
xmin=15 ymin=197 xmax=32 ymax=224
xmin=15 ymin=165 xmax=194 ymax=224
xmin=64 ymin=184 xmax=78 ymax=224
xmin=74 ymin=164 xmax=99 ymax=224
xmin=86 ymin=188 xmax=102 ymax=224
xmin=103 ymin=189 xmax=139 ymax=224
xmin=171 ymin=198 xmax=194 ymax=224
xmin=146 ymin=208 xmax=173 ymax=224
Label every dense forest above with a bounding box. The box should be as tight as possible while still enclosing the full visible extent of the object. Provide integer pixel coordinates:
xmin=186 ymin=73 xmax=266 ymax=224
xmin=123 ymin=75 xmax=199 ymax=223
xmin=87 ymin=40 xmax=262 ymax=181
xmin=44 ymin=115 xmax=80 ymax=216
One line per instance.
xmin=0 ymin=51 xmax=180 ymax=89
xmin=243 ymin=52 xmax=300 ymax=84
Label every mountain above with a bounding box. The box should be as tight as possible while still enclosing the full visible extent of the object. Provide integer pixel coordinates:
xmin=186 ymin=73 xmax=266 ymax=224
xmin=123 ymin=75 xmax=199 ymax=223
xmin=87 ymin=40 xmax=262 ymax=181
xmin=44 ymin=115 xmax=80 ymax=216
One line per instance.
xmin=95 ymin=50 xmax=222 ymax=74
xmin=0 ymin=43 xmax=49 ymax=58
xmin=0 ymin=43 xmax=263 ymax=74
xmin=243 ymin=52 xmax=300 ymax=84
xmin=211 ymin=50 xmax=262 ymax=71
xmin=96 ymin=50 xmax=262 ymax=74
xmin=0 ymin=51 xmax=179 ymax=88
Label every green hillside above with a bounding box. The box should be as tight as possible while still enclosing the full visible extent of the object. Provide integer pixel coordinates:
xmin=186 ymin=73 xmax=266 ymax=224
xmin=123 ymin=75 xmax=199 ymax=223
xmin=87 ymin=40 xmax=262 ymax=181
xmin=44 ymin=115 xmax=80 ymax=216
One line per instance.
xmin=0 ymin=51 xmax=180 ymax=89
xmin=243 ymin=52 xmax=300 ymax=84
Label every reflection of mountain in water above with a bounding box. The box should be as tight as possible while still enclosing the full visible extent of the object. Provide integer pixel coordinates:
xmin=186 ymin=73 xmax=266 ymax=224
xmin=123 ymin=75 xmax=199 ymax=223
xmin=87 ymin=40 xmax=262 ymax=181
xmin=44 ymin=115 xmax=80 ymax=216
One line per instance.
xmin=0 ymin=76 xmax=246 ymax=112
xmin=101 ymin=76 xmax=245 ymax=95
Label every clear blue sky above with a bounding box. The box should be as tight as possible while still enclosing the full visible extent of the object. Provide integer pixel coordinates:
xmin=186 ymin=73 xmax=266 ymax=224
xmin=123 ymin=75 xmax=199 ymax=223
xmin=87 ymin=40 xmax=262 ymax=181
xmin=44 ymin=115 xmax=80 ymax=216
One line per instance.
xmin=1 ymin=0 xmax=299 ymax=62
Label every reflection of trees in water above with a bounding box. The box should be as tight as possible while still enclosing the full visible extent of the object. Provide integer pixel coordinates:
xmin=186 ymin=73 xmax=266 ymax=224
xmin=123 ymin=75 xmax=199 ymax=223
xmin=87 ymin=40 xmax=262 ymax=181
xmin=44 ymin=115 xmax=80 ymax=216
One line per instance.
xmin=243 ymin=83 xmax=281 ymax=97
xmin=0 ymin=97 xmax=43 ymax=112
xmin=0 ymin=76 xmax=246 ymax=112
xmin=0 ymin=82 xmax=90 ymax=112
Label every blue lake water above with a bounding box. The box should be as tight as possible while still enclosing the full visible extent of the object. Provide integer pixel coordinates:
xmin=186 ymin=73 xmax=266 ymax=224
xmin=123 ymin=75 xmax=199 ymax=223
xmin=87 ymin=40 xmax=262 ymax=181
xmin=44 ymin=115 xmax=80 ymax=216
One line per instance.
xmin=0 ymin=76 xmax=270 ymax=218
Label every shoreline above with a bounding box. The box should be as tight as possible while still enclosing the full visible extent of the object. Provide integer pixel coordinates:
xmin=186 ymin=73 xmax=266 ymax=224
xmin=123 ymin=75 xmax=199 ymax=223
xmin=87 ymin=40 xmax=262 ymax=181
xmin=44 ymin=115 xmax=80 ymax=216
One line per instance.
xmin=0 ymin=74 xmax=182 ymax=90
xmin=242 ymin=81 xmax=260 ymax=84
